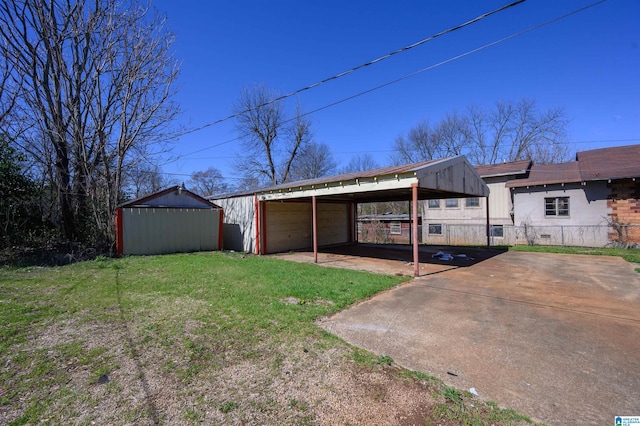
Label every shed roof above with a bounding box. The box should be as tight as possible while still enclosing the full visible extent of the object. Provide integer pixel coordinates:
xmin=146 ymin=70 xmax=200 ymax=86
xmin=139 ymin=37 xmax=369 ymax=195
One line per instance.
xmin=119 ymin=185 xmax=221 ymax=209
xmin=256 ymin=156 xmax=489 ymax=203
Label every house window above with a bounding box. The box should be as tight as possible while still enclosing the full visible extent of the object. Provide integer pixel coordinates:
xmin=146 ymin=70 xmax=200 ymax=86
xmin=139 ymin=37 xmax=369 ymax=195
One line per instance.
xmin=428 ymin=224 xmax=443 ymax=235
xmin=545 ymin=197 xmax=569 ymax=217
xmin=490 ymin=225 xmax=504 ymax=238
xmin=445 ymin=198 xmax=459 ymax=208
xmin=465 ymin=197 xmax=480 ymax=207
xmin=390 ymin=222 xmax=401 ymax=235
xmin=428 ymin=199 xmax=440 ymax=209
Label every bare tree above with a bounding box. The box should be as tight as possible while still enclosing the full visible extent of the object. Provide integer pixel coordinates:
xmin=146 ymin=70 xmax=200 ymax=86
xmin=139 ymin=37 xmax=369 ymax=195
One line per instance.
xmin=188 ymin=167 xmax=229 ymax=196
xmin=233 ymin=85 xmax=312 ymax=186
xmin=126 ymin=163 xmax=177 ymax=200
xmin=341 ymin=153 xmax=380 ymax=173
xmin=289 ymin=141 xmax=337 ymax=181
xmin=0 ymin=0 xmax=181 ymax=246
xmin=392 ymin=98 xmax=570 ymax=166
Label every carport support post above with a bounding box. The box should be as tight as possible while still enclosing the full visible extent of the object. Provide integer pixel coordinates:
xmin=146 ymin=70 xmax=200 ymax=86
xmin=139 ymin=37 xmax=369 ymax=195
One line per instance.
xmin=486 ymin=196 xmax=491 ymax=247
xmin=412 ymin=183 xmax=419 ymax=277
xmin=312 ymin=195 xmax=318 ymax=263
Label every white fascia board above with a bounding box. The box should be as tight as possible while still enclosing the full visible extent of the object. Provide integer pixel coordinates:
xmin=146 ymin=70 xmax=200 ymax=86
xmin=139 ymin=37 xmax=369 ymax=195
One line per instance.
xmin=257 ymin=173 xmax=418 ymax=201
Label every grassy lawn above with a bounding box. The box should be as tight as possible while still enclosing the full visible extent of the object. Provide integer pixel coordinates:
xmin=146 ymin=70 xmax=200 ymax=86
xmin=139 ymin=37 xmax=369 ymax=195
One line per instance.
xmin=509 ymin=245 xmax=640 ymax=272
xmin=1 ymin=251 xmax=537 ymax=425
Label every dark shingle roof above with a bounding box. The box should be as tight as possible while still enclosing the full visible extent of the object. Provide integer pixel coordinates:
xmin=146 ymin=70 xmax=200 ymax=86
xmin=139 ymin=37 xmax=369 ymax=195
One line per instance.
xmin=506 ymin=144 xmax=640 ymax=188
xmin=577 ymin=144 xmax=640 ymax=181
xmin=506 ymin=162 xmax=581 ymax=188
xmin=474 ymin=159 xmax=532 ymax=178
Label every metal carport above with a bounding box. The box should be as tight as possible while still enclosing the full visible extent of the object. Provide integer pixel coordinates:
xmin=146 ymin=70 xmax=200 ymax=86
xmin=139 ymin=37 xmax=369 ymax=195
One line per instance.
xmin=213 ymin=156 xmax=489 ymax=276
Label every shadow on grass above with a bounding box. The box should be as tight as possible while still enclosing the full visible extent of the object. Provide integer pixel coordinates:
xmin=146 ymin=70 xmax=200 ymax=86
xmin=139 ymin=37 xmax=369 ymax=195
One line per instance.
xmin=115 ymin=270 xmax=160 ymax=425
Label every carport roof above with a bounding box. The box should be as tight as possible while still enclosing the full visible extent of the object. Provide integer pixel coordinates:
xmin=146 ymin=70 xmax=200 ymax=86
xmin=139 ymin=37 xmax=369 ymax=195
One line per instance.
xmin=256 ymin=156 xmax=489 ymax=203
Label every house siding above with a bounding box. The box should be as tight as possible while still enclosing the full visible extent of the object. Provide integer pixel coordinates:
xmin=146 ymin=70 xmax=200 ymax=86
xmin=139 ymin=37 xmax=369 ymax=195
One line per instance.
xmin=512 ymin=181 xmax=610 ymax=226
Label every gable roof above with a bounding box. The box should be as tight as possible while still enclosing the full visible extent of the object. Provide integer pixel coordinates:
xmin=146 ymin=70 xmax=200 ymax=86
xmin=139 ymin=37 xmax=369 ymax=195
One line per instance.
xmin=506 ymin=144 xmax=640 ymax=188
xmin=474 ymin=159 xmax=532 ymax=178
xmin=577 ymin=144 xmax=640 ymax=181
xmin=506 ymin=162 xmax=581 ymax=188
xmin=212 ymin=156 xmax=489 ymax=203
xmin=119 ymin=185 xmax=221 ymax=209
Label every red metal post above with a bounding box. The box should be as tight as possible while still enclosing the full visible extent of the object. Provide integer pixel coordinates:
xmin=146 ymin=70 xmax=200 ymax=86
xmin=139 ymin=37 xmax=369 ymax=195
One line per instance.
xmin=486 ymin=196 xmax=491 ymax=247
xmin=115 ymin=208 xmax=124 ymax=256
xmin=254 ymin=196 xmax=260 ymax=255
xmin=312 ymin=196 xmax=318 ymax=263
xmin=412 ymin=183 xmax=419 ymax=277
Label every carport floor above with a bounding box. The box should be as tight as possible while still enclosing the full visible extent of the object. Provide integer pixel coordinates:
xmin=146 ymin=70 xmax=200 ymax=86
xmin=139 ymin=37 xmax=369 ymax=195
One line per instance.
xmin=281 ymin=249 xmax=640 ymax=425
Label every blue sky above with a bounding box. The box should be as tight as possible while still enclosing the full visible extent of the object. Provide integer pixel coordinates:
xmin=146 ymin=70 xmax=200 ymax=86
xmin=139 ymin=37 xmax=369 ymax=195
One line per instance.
xmin=152 ymin=0 xmax=640 ymax=183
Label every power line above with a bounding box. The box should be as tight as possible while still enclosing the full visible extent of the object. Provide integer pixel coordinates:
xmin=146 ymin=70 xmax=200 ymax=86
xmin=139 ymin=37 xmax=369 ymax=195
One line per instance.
xmin=175 ymin=0 xmax=526 ymax=138
xmin=165 ymin=0 xmax=607 ymax=165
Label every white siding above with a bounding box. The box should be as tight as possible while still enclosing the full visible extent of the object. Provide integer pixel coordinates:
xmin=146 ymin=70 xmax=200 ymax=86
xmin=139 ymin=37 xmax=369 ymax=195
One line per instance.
xmin=265 ymin=202 xmax=312 ymax=253
xmin=211 ymin=195 xmax=255 ymax=252
xmin=122 ymin=208 xmax=221 ymax=255
xmin=512 ymin=182 xmax=610 ymax=226
xmin=317 ymin=203 xmax=350 ymax=246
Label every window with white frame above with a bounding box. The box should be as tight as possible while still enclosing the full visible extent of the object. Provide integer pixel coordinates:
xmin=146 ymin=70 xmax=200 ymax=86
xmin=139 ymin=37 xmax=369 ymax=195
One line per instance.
xmin=390 ymin=222 xmax=401 ymax=235
xmin=445 ymin=198 xmax=459 ymax=208
xmin=545 ymin=197 xmax=569 ymax=217
xmin=428 ymin=224 xmax=443 ymax=235
xmin=490 ymin=225 xmax=504 ymax=238
xmin=465 ymin=197 xmax=480 ymax=207
xmin=428 ymin=199 xmax=440 ymax=208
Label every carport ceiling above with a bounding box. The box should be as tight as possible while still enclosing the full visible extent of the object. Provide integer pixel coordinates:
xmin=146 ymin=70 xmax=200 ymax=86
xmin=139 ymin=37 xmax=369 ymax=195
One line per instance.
xmin=256 ymin=156 xmax=489 ymax=203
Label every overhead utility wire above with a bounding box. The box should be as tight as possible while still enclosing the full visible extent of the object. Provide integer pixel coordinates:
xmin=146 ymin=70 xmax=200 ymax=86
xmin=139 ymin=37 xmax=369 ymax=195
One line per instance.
xmin=164 ymin=0 xmax=606 ymax=166
xmin=295 ymin=0 xmax=607 ymax=122
xmin=179 ymin=0 xmax=525 ymax=137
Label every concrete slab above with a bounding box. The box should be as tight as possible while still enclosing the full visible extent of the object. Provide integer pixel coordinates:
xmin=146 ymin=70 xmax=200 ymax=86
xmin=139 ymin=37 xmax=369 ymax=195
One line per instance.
xmin=311 ymin=250 xmax=640 ymax=425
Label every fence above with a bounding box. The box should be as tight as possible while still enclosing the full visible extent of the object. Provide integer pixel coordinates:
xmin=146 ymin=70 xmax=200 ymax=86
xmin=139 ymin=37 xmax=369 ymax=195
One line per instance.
xmin=357 ymin=223 xmax=640 ymax=248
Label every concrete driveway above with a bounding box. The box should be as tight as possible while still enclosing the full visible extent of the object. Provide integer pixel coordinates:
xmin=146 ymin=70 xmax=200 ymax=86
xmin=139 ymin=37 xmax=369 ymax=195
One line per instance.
xmin=315 ymin=250 xmax=640 ymax=425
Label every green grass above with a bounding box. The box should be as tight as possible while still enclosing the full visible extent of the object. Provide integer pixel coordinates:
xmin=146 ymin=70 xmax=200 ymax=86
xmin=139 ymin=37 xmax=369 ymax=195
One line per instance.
xmin=509 ymin=244 xmax=640 ymax=267
xmin=0 ymin=251 xmax=539 ymax=425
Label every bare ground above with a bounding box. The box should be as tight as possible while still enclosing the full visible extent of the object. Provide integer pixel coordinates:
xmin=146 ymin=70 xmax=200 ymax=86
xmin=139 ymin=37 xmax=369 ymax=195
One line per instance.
xmin=0 ymin=313 xmax=476 ymax=425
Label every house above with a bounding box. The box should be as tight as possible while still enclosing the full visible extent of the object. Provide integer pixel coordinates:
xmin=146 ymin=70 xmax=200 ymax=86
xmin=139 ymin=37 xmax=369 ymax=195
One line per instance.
xmin=115 ymin=185 xmax=223 ymax=255
xmin=507 ymin=144 xmax=640 ymax=246
xmin=357 ymin=213 xmax=422 ymax=244
xmin=423 ymin=160 xmax=531 ymax=245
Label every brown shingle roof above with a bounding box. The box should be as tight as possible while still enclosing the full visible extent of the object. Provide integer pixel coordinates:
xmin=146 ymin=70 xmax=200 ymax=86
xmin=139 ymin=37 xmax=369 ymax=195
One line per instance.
xmin=506 ymin=162 xmax=581 ymax=188
xmin=577 ymin=144 xmax=640 ymax=181
xmin=474 ymin=159 xmax=531 ymax=177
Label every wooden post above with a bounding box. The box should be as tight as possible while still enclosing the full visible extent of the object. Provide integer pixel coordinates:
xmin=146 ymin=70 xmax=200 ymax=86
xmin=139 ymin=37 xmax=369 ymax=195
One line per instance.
xmin=312 ymin=195 xmax=318 ymax=263
xmin=412 ymin=183 xmax=419 ymax=277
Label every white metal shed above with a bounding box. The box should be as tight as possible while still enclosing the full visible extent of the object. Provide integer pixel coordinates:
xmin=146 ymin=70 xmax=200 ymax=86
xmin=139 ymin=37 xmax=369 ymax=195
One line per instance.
xmin=115 ymin=186 xmax=223 ymax=255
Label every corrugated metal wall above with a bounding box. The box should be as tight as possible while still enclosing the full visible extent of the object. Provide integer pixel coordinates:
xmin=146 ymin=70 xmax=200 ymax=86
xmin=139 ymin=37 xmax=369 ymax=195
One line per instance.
xmin=211 ymin=195 xmax=255 ymax=252
xmin=264 ymin=201 xmax=351 ymax=253
xmin=122 ymin=208 xmax=221 ymax=255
